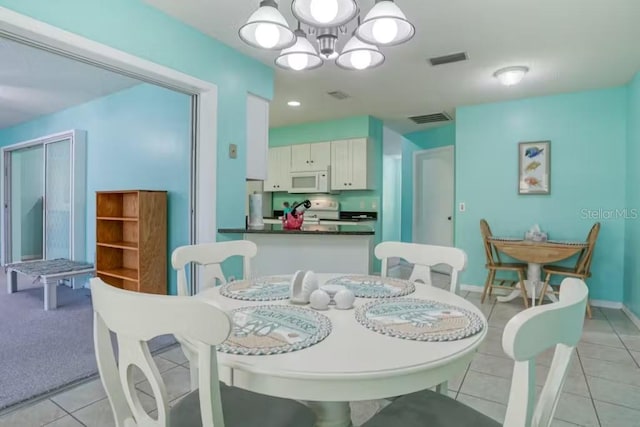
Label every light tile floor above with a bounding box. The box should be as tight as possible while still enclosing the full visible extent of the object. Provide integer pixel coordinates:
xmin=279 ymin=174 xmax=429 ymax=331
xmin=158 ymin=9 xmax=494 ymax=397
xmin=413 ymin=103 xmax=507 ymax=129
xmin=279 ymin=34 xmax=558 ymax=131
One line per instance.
xmin=1 ymin=274 xmax=639 ymax=427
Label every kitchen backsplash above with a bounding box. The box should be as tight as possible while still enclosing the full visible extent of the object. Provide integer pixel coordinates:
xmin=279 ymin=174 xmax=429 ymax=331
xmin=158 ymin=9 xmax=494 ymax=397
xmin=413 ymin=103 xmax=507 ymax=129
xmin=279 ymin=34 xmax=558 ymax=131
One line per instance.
xmin=271 ymin=191 xmax=380 ymax=215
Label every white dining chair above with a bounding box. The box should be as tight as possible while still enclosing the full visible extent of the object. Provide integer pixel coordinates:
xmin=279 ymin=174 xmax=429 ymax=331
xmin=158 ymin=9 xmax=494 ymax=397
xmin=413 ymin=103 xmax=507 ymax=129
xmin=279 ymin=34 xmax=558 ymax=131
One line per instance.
xmin=90 ymin=277 xmax=315 ymax=427
xmin=375 ymin=241 xmax=467 ymax=294
xmin=172 ymin=240 xmax=257 ymax=297
xmin=362 ymin=277 xmax=589 ymax=427
xmin=171 ymin=240 xmax=257 ymax=390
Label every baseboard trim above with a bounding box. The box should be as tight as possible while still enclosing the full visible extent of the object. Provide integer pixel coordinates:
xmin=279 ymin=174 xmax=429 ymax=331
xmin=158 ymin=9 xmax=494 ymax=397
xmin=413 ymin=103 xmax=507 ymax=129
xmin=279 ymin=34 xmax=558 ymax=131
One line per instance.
xmin=461 ymin=284 xmax=482 ymax=293
xmin=590 ymin=300 xmax=623 ymax=309
xmin=622 ymin=305 xmax=640 ymax=330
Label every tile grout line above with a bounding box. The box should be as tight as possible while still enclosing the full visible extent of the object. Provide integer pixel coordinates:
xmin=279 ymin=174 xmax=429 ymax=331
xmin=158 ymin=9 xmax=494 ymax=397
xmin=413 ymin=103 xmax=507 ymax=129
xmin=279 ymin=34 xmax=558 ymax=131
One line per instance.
xmin=600 ymin=307 xmax=640 ymax=369
xmin=574 ymin=345 xmax=603 ymax=427
xmin=46 ymin=399 xmax=87 ymax=427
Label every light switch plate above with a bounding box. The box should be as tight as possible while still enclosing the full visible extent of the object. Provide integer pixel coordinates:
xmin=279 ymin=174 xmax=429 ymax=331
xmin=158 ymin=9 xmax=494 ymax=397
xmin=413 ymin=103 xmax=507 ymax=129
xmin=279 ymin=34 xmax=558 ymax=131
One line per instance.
xmin=229 ymin=143 xmax=237 ymax=159
xmin=459 ymin=202 xmax=466 ymax=212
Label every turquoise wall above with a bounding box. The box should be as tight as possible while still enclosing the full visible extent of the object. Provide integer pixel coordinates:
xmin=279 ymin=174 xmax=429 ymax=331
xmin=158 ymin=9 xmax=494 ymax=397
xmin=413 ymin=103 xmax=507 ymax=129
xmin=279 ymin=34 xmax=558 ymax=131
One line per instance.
xmin=625 ymin=72 xmax=640 ymax=316
xmin=455 ymin=87 xmax=627 ymax=302
xmin=401 ymin=124 xmax=456 ymax=242
xmin=269 ymin=116 xmax=371 ymax=146
xmin=0 ymin=84 xmax=191 ymax=294
xmin=269 ymin=115 xmax=384 ymax=271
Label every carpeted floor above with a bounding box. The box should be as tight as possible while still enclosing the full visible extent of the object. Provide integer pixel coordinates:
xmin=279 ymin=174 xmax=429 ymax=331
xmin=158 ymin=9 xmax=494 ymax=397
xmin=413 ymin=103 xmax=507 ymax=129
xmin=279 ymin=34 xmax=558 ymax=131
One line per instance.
xmin=0 ymin=273 xmax=174 ymax=410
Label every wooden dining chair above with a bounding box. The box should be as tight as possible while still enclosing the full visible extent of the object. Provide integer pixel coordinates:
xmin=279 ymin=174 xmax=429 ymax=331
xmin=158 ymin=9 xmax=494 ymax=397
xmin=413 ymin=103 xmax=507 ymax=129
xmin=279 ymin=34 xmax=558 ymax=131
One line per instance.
xmin=375 ymin=241 xmax=467 ymax=294
xmin=362 ymin=278 xmax=589 ymax=427
xmin=538 ymin=222 xmax=600 ymax=318
xmin=171 ymin=240 xmax=258 ymax=390
xmin=480 ymin=219 xmax=529 ymax=307
xmin=90 ymin=277 xmax=315 ymax=427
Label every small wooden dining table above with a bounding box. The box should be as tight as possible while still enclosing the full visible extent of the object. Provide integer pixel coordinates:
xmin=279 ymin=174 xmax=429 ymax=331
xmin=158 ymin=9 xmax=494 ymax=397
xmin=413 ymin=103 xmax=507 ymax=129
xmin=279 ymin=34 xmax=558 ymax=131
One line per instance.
xmin=488 ymin=238 xmax=588 ymax=306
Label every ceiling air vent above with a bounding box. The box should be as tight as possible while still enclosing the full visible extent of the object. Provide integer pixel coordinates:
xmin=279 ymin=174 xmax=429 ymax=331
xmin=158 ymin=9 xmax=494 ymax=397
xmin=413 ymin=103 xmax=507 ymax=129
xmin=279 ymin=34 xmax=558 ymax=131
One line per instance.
xmin=327 ymin=90 xmax=350 ymax=100
xmin=429 ymin=52 xmax=468 ymax=66
xmin=408 ymin=112 xmax=452 ymax=124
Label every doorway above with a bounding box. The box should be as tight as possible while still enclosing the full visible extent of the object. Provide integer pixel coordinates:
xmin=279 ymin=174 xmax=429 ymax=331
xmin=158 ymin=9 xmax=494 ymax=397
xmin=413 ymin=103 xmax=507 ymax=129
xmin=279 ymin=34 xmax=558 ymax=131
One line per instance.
xmin=413 ymin=146 xmax=455 ymax=247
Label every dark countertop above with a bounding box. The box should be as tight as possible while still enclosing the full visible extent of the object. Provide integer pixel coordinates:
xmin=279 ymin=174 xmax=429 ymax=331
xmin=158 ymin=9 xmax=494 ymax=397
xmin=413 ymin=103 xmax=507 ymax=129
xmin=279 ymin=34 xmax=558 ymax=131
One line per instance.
xmin=219 ymin=224 xmax=375 ymax=235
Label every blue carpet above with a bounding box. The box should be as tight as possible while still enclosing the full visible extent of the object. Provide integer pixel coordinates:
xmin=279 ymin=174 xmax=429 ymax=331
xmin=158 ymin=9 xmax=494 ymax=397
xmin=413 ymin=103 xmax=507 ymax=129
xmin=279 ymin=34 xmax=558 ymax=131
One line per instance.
xmin=0 ymin=277 xmax=175 ymax=410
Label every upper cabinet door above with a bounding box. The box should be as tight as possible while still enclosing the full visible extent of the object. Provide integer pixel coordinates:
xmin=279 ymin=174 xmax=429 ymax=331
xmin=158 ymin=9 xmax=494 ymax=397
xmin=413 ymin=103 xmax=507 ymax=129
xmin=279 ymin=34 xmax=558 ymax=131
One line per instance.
xmin=309 ymin=142 xmax=331 ymax=170
xmin=330 ymin=140 xmax=351 ymax=191
xmin=350 ymin=138 xmax=369 ymax=189
xmin=290 ymin=144 xmax=311 ymax=172
xmin=246 ymin=94 xmax=269 ymax=180
xmin=264 ymin=146 xmax=290 ymax=192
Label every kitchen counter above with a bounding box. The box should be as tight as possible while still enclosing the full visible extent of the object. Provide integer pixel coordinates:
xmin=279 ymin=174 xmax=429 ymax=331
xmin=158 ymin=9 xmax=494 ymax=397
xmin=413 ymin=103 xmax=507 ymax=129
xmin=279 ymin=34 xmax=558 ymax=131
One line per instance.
xmin=219 ymin=225 xmax=374 ymax=276
xmin=219 ymin=224 xmax=374 ymax=235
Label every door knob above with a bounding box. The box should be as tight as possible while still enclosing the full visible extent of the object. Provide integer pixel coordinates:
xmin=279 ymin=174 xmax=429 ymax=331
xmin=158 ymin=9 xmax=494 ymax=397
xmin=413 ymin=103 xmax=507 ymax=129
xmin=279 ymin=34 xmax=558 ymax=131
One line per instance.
xmin=447 ymin=216 xmax=452 ymax=220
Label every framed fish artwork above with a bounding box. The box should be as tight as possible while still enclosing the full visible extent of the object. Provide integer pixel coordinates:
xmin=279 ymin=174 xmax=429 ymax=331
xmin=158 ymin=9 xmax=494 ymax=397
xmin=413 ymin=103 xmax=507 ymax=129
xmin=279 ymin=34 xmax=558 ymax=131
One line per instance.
xmin=518 ymin=141 xmax=550 ymax=194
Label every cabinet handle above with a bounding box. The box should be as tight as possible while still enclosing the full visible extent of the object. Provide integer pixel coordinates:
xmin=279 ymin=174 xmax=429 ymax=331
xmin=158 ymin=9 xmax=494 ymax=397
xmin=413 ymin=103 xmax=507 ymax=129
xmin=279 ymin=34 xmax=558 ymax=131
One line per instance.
xmin=306 ymin=160 xmax=309 ymax=163
xmin=310 ymin=160 xmax=314 ymax=163
xmin=344 ymin=183 xmax=347 ymax=186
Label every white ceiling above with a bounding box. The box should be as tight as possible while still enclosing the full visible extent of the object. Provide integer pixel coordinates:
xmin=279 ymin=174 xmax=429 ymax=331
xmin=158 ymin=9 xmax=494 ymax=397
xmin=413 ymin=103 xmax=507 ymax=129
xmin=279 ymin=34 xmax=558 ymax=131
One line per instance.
xmin=0 ymin=38 xmax=141 ymax=129
xmin=146 ymin=0 xmax=640 ymax=134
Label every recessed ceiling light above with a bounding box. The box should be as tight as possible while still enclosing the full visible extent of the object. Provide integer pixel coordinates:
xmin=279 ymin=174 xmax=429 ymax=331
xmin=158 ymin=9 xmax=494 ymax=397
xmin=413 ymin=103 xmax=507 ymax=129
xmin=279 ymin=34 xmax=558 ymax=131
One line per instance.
xmin=494 ymin=66 xmax=529 ymax=86
xmin=288 ymin=101 xmax=301 ymax=107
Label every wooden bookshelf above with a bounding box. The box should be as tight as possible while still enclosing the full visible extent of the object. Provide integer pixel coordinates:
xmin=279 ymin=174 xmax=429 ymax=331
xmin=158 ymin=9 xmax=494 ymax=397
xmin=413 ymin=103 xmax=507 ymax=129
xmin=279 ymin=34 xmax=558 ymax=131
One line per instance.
xmin=96 ymin=190 xmax=167 ymax=294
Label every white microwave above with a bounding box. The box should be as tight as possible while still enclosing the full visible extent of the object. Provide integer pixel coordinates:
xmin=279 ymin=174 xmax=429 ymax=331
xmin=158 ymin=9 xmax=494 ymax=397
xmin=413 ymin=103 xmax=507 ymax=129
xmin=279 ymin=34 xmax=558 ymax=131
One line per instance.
xmin=289 ymin=168 xmax=332 ymax=193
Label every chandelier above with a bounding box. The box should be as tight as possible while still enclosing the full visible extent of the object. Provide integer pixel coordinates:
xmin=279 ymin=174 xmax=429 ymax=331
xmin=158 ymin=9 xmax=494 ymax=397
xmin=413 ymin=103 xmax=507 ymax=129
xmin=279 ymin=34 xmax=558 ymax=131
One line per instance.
xmin=238 ymin=0 xmax=415 ymax=71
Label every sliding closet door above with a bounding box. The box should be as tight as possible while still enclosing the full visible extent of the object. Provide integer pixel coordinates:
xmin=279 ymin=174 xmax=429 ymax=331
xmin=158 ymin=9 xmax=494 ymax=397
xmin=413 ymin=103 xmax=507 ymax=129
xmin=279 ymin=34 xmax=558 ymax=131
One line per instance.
xmin=44 ymin=138 xmax=72 ymax=260
xmin=8 ymin=146 xmax=45 ymax=262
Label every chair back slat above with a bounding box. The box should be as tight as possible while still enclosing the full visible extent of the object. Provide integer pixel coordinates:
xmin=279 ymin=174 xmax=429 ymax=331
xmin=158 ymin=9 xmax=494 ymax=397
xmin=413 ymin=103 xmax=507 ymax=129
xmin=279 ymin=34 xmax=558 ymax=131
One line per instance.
xmin=172 ymin=240 xmax=257 ymax=296
xmin=480 ymin=219 xmax=500 ymax=265
xmin=502 ymin=278 xmax=588 ymax=427
xmin=375 ymin=242 xmax=467 ymax=293
xmin=575 ymin=223 xmax=600 ymax=275
xmin=91 ymin=278 xmax=231 ymax=427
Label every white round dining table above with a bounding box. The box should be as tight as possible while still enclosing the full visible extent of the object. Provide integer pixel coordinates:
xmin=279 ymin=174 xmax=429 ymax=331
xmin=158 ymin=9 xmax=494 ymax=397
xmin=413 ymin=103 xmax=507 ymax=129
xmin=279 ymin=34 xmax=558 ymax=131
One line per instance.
xmin=197 ymin=274 xmax=488 ymax=427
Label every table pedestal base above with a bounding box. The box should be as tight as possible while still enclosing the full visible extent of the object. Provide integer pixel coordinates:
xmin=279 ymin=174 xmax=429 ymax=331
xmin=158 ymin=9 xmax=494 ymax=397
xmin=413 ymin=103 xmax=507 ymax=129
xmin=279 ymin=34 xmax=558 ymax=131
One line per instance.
xmin=306 ymin=401 xmax=352 ymax=427
xmin=496 ymin=263 xmax=558 ymax=307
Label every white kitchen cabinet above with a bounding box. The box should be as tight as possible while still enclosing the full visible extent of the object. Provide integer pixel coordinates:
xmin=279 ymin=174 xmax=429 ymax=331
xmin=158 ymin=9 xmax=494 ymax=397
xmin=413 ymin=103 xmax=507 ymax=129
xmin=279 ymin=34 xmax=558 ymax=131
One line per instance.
xmin=246 ymin=93 xmax=269 ymax=180
xmin=264 ymin=146 xmax=291 ymax=192
xmin=290 ymin=142 xmax=330 ymax=172
xmin=330 ymin=138 xmax=374 ymax=190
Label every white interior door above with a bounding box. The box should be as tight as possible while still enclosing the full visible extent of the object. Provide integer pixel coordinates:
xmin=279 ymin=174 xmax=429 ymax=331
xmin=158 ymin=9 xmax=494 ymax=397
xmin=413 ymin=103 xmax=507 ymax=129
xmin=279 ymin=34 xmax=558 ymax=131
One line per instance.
xmin=413 ymin=146 xmax=454 ymax=248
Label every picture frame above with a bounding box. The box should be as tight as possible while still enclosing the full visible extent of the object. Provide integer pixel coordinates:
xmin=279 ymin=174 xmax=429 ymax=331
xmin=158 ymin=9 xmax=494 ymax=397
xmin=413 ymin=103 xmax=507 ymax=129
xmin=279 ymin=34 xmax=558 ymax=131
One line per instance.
xmin=518 ymin=140 xmax=550 ymax=195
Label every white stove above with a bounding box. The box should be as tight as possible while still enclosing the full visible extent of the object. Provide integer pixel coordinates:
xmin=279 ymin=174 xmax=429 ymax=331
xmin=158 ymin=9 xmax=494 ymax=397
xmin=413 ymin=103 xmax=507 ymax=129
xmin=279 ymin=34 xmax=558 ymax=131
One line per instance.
xmin=303 ymin=198 xmax=340 ymax=221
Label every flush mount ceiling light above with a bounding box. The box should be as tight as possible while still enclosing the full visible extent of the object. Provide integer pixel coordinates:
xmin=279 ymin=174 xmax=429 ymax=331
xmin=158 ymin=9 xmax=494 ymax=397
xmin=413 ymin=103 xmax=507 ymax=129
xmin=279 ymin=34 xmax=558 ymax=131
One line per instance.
xmin=240 ymin=0 xmax=414 ymax=71
xmin=275 ymin=28 xmax=323 ymax=70
xmin=494 ymin=66 xmax=529 ymax=86
xmin=239 ymin=0 xmax=296 ymax=50
xmin=288 ymin=100 xmax=301 ymax=106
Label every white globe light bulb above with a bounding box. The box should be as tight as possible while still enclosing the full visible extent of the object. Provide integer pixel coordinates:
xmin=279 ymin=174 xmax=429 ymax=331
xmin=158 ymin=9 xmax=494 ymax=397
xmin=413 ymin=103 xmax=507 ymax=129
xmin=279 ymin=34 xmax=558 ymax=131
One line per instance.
xmin=350 ymin=50 xmax=372 ymax=70
xmin=372 ymin=18 xmax=398 ymax=44
xmin=288 ymin=53 xmax=309 ymax=71
xmin=255 ymin=23 xmax=280 ymax=49
xmin=310 ymin=0 xmax=339 ymax=24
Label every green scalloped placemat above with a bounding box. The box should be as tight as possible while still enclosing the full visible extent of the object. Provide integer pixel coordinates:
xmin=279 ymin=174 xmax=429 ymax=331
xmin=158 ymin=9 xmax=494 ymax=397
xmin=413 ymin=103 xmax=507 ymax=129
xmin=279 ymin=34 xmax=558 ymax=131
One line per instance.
xmin=324 ymin=275 xmax=415 ymax=298
xmin=355 ymin=298 xmax=484 ymax=341
xmin=218 ymin=305 xmax=332 ymax=356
